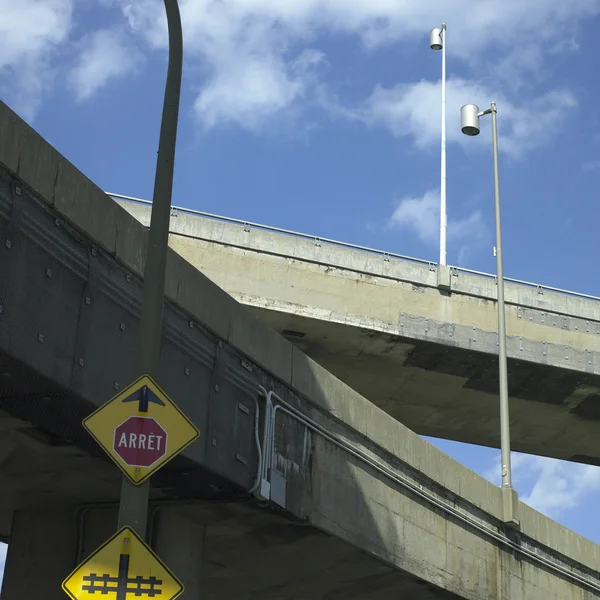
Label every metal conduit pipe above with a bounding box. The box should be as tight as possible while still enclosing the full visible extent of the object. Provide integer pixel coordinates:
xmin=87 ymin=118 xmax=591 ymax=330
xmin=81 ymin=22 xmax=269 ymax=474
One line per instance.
xmin=248 ymin=386 xmax=267 ymax=494
xmin=74 ymin=505 xmax=91 ymax=565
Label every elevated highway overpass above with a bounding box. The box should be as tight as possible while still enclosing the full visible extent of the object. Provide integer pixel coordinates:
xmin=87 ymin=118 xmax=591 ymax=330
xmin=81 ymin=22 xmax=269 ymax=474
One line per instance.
xmin=1 ymin=100 xmax=600 ymax=599
xmin=116 ymin=197 xmax=600 ymax=466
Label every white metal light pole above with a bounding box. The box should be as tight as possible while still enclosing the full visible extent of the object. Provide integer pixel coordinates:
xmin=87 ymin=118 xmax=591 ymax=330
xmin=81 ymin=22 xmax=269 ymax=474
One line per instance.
xmin=460 ymin=103 xmax=519 ymax=528
xmin=430 ymin=24 xmax=447 ymax=266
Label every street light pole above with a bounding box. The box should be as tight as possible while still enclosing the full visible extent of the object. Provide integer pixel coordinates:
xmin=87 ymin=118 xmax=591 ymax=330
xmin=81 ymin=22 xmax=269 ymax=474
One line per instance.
xmin=430 ymin=23 xmax=447 ymax=266
xmin=117 ymin=0 xmax=184 ymax=539
xmin=489 ymin=103 xmax=513 ymax=494
xmin=460 ymin=102 xmax=519 ymax=527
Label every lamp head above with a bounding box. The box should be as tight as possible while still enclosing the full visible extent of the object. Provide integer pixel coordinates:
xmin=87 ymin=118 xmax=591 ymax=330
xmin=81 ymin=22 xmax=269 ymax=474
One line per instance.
xmin=430 ymin=28 xmax=443 ymax=50
xmin=461 ymin=104 xmax=481 ymax=136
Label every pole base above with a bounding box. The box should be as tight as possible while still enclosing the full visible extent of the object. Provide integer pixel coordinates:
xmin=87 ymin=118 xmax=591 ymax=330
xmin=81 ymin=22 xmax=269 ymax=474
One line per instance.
xmin=501 ymin=486 xmax=520 ymax=528
xmin=437 ymin=265 xmax=452 ymax=291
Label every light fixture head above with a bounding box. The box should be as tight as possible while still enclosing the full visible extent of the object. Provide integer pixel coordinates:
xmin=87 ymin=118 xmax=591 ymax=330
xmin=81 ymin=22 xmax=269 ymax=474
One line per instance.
xmin=461 ymin=104 xmax=481 ymax=136
xmin=430 ymin=28 xmax=443 ymax=50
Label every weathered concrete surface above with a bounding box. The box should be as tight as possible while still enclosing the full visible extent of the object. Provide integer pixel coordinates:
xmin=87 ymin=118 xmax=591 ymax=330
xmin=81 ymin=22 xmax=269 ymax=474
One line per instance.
xmin=118 ymin=201 xmax=600 ymax=465
xmin=1 ymin=100 xmax=600 ymax=599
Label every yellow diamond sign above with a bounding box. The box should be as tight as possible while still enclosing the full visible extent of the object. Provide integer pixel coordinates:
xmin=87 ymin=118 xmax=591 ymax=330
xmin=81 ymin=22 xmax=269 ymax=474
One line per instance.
xmin=62 ymin=526 xmax=184 ymax=600
xmin=83 ymin=374 xmax=200 ymax=484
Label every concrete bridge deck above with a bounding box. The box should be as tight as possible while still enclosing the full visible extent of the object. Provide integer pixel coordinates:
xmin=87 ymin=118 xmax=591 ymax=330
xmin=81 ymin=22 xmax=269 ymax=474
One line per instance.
xmin=1 ymin=100 xmax=600 ymax=599
xmin=116 ymin=198 xmax=600 ymax=465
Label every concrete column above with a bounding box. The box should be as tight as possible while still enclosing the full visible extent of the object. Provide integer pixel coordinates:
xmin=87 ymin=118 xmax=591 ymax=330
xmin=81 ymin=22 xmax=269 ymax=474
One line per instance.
xmin=154 ymin=506 xmax=206 ymax=598
xmin=1 ymin=509 xmax=78 ymax=599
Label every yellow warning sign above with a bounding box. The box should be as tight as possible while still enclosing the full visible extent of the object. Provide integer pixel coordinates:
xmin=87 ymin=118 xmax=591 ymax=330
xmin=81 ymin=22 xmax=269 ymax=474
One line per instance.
xmin=62 ymin=526 xmax=184 ymax=600
xmin=83 ymin=374 xmax=200 ymax=484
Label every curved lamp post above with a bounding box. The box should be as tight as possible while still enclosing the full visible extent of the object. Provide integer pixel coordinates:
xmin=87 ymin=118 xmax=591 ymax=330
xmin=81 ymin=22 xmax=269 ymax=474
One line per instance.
xmin=430 ymin=24 xmax=447 ymax=266
xmin=460 ymin=103 xmax=519 ymax=528
xmin=117 ymin=0 xmax=184 ymax=538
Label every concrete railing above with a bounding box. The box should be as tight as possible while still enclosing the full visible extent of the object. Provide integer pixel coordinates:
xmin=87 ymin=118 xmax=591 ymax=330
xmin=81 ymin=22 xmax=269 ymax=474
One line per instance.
xmin=107 ymin=192 xmax=600 ymax=304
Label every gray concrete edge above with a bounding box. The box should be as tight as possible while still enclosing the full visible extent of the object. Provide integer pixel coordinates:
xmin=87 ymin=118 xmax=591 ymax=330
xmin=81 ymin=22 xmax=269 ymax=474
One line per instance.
xmin=234 ymin=292 xmax=600 ymax=378
xmin=123 ymin=202 xmax=600 ymax=325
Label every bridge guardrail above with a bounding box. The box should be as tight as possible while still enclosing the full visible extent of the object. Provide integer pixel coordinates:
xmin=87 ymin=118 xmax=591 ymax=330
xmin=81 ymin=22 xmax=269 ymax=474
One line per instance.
xmin=107 ymin=193 xmax=600 ymax=304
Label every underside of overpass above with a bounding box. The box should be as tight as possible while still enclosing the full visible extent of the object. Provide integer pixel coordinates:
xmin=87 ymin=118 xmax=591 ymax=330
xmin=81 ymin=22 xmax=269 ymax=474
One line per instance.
xmin=245 ymin=304 xmax=600 ymax=464
xmin=0 ymin=367 xmax=457 ymax=600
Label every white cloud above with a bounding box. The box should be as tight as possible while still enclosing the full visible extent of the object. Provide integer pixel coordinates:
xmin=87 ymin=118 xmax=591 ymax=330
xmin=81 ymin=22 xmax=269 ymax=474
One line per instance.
xmin=0 ymin=1 xmax=72 ymax=69
xmin=389 ymin=188 xmax=484 ymax=247
xmin=111 ymin=0 xmax=598 ymax=132
xmin=194 ymin=49 xmax=326 ymax=132
xmin=121 ymin=0 xmax=600 ymax=57
xmin=69 ymin=28 xmax=141 ymax=102
xmin=389 ymin=189 xmax=440 ymax=243
xmin=0 ymin=0 xmax=73 ymax=119
xmin=493 ymin=44 xmax=544 ymax=89
xmin=484 ymin=452 xmax=600 ymax=519
xmin=363 ymin=78 xmax=577 ymax=157
xmin=0 ymin=0 xmax=595 ymax=128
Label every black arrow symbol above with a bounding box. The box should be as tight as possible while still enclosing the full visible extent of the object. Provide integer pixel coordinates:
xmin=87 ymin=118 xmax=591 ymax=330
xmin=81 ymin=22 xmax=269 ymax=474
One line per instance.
xmin=122 ymin=385 xmax=166 ymax=413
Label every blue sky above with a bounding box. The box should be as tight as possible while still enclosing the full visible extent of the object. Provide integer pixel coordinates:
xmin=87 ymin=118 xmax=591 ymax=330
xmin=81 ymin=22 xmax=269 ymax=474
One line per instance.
xmin=2 ymin=0 xmax=600 ymax=585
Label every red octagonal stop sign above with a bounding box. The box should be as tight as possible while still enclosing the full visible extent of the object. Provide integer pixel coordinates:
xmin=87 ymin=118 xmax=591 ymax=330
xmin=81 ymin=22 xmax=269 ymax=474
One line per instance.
xmin=113 ymin=416 xmax=168 ymax=467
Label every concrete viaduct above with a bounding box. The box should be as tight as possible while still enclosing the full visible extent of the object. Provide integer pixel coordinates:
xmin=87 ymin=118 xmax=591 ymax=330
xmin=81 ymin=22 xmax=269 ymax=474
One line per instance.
xmin=1 ymin=100 xmax=599 ymax=599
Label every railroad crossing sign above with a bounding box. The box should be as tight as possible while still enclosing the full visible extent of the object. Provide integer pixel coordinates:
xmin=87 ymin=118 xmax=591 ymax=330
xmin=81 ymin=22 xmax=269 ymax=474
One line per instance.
xmin=62 ymin=526 xmax=184 ymax=600
xmin=83 ymin=374 xmax=200 ymax=484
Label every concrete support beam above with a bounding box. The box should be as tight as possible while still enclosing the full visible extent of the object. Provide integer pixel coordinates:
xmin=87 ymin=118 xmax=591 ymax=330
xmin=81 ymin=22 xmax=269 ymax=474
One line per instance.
xmin=1 ymin=509 xmax=77 ymax=599
xmin=154 ymin=508 xmax=206 ymax=597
